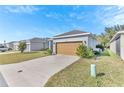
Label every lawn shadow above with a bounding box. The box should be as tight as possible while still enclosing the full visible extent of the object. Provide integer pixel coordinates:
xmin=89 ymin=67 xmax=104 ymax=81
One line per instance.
xmin=97 ymin=73 xmax=105 ymax=77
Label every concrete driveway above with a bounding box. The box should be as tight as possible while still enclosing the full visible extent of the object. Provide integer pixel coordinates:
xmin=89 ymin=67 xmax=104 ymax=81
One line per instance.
xmin=0 ymin=55 xmax=79 ymax=87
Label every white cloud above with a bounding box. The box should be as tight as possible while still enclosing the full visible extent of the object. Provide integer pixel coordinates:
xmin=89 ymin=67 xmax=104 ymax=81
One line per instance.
xmin=96 ymin=5 xmax=124 ymax=26
xmin=69 ymin=12 xmax=85 ymax=21
xmin=3 ymin=5 xmax=40 ymax=14
xmin=72 ymin=5 xmax=81 ymax=11
xmin=45 ymin=12 xmax=64 ymax=21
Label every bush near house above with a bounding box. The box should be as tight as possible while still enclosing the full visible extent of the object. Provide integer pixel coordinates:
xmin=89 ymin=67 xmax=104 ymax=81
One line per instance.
xmin=93 ymin=50 xmax=101 ymax=56
xmin=76 ymin=44 xmax=94 ymax=58
xmin=18 ymin=41 xmax=27 ymax=53
xmin=101 ymin=49 xmax=110 ymax=56
xmin=47 ymin=49 xmax=52 ymax=55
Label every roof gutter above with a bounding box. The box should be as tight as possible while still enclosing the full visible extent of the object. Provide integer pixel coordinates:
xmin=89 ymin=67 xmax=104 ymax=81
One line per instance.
xmin=53 ymin=33 xmax=91 ymax=39
xmin=110 ymin=31 xmax=124 ymax=43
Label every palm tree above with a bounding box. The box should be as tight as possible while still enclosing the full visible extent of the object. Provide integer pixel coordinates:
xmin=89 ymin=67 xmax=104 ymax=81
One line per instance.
xmin=97 ymin=33 xmax=109 ymax=48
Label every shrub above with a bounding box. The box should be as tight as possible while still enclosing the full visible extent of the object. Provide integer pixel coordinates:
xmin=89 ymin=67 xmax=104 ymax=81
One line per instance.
xmin=76 ymin=44 xmax=94 ymax=58
xmin=47 ymin=49 xmax=52 ymax=55
xmin=8 ymin=48 xmax=12 ymax=51
xmin=1 ymin=50 xmax=5 ymax=52
xmin=86 ymin=48 xmax=95 ymax=58
xmin=93 ymin=50 xmax=100 ymax=56
xmin=18 ymin=41 xmax=26 ymax=53
xmin=101 ymin=50 xmax=110 ymax=56
xmin=76 ymin=44 xmax=87 ymax=57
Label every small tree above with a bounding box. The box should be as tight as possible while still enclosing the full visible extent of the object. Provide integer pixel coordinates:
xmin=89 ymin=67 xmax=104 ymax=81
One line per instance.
xmin=18 ymin=41 xmax=26 ymax=53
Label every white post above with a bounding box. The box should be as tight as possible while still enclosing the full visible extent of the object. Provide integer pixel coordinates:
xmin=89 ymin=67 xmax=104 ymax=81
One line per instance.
xmin=91 ymin=64 xmax=96 ymax=77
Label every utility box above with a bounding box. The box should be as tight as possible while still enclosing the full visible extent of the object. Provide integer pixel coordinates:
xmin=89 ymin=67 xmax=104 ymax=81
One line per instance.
xmin=91 ymin=64 xmax=96 ymax=77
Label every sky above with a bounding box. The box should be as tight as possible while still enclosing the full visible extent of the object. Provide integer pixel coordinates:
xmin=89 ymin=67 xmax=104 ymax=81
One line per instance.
xmin=0 ymin=5 xmax=124 ymax=43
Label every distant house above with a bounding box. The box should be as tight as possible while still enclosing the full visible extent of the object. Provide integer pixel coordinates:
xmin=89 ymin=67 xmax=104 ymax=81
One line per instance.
xmin=110 ymin=31 xmax=124 ymax=60
xmin=7 ymin=37 xmax=49 ymax=52
xmin=49 ymin=30 xmax=99 ymax=55
xmin=6 ymin=41 xmax=15 ymax=49
xmin=0 ymin=44 xmax=3 ymax=47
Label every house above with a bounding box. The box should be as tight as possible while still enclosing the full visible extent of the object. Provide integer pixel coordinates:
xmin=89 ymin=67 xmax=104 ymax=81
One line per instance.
xmin=13 ymin=41 xmax=20 ymax=51
xmin=6 ymin=41 xmax=15 ymax=50
xmin=49 ymin=30 xmax=99 ymax=55
xmin=7 ymin=37 xmax=49 ymax=52
xmin=0 ymin=44 xmax=3 ymax=47
xmin=110 ymin=31 xmax=124 ymax=60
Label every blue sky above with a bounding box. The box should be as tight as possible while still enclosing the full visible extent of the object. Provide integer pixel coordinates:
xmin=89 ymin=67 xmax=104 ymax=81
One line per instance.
xmin=0 ymin=5 xmax=124 ymax=43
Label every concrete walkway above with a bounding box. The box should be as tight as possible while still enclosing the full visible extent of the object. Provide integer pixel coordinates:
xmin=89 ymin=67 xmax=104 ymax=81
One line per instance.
xmin=0 ymin=55 xmax=79 ymax=87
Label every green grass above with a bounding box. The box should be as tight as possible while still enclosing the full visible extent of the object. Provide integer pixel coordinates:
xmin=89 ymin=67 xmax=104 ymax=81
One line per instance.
xmin=0 ymin=51 xmax=49 ymax=64
xmin=101 ymin=49 xmax=110 ymax=56
xmin=45 ymin=51 xmax=124 ymax=87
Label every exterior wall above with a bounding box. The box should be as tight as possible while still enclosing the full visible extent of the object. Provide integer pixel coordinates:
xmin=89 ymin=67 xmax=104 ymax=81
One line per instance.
xmin=29 ymin=38 xmax=49 ymax=52
xmin=13 ymin=42 xmax=19 ymax=51
xmin=110 ymin=40 xmax=116 ymax=54
xmin=110 ymin=33 xmax=124 ymax=60
xmin=52 ymin=35 xmax=89 ymax=54
xmin=30 ymin=42 xmax=43 ymax=51
xmin=24 ymin=42 xmax=31 ymax=52
xmin=88 ymin=36 xmax=99 ymax=51
xmin=53 ymin=42 xmax=57 ymax=54
xmin=43 ymin=41 xmax=49 ymax=49
xmin=6 ymin=43 xmax=14 ymax=49
xmin=120 ymin=34 xmax=124 ymax=60
xmin=0 ymin=44 xmax=2 ymax=47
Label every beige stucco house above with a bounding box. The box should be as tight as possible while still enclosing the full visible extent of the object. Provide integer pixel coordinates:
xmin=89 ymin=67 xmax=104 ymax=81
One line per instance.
xmin=49 ymin=30 xmax=99 ymax=55
xmin=110 ymin=31 xmax=124 ymax=60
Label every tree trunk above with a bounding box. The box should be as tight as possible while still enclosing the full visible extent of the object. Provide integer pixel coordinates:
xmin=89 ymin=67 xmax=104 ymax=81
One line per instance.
xmin=21 ymin=50 xmax=23 ymax=53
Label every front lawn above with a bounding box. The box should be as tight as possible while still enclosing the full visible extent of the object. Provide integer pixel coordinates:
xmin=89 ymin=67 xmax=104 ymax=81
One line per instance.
xmin=45 ymin=50 xmax=124 ymax=87
xmin=0 ymin=51 xmax=49 ymax=64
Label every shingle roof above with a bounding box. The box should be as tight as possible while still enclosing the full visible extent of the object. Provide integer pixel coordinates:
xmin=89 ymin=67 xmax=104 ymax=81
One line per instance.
xmin=54 ymin=30 xmax=88 ymax=37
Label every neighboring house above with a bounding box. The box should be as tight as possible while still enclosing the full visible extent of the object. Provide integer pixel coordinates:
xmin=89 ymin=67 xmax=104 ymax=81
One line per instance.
xmin=110 ymin=31 xmax=124 ymax=60
xmin=7 ymin=37 xmax=49 ymax=52
xmin=13 ymin=41 xmax=20 ymax=51
xmin=6 ymin=41 xmax=15 ymax=50
xmin=49 ymin=30 xmax=99 ymax=55
xmin=0 ymin=44 xmax=3 ymax=47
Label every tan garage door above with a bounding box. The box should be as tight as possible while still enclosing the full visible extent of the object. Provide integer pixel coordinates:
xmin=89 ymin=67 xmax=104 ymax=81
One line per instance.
xmin=57 ymin=42 xmax=82 ymax=55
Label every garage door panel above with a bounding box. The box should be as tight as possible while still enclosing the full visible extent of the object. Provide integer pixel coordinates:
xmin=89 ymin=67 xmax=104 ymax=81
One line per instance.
xmin=57 ymin=42 xmax=82 ymax=55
